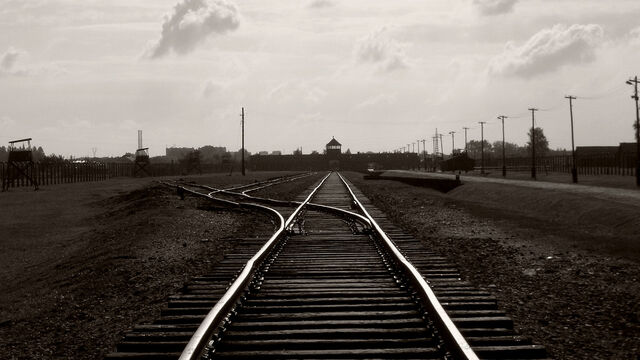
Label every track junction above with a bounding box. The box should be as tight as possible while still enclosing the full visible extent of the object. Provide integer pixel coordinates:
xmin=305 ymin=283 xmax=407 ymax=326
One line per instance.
xmin=107 ymin=172 xmax=547 ymax=360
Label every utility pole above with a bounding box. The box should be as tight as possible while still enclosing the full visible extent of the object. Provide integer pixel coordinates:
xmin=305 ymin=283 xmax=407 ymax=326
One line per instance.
xmin=241 ymin=107 xmax=245 ymax=176
xmin=421 ymin=139 xmax=426 ymax=171
xmin=449 ymin=131 xmax=455 ymax=155
xmin=529 ymin=108 xmax=538 ymax=179
xmin=462 ymin=127 xmax=469 ymax=153
xmin=433 ymin=129 xmax=439 ymax=158
xmin=439 ymin=134 xmax=444 ymax=160
xmin=565 ymin=96 xmax=578 ymax=183
xmin=416 ymin=140 xmax=420 ymax=170
xmin=432 ymin=135 xmax=438 ymax=171
xmin=479 ymin=122 xmax=486 ymax=174
xmin=449 ymin=131 xmax=456 ymax=172
xmin=626 ymin=77 xmax=640 ymax=187
xmin=498 ymin=115 xmax=507 ymax=177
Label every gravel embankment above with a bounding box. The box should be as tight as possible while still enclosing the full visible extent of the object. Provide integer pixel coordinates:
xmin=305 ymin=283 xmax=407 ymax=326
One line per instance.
xmin=0 ymin=172 xmax=323 ymax=360
xmin=346 ymin=173 xmax=640 ymax=360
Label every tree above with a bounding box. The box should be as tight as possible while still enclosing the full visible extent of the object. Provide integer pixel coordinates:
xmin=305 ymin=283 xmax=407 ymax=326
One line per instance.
xmin=33 ymin=146 xmax=45 ymax=161
xmin=41 ymin=153 xmax=66 ymax=164
xmin=491 ymin=140 xmax=527 ymax=158
xmin=526 ymin=127 xmax=549 ymax=158
xmin=466 ymin=140 xmax=492 ymax=160
xmin=345 ymin=148 xmax=351 ymax=155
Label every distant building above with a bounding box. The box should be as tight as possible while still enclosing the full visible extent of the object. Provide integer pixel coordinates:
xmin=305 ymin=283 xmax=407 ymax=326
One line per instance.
xmin=258 ymin=151 xmax=269 ymax=156
xmin=271 ymin=151 xmax=282 ymax=156
xmin=199 ymin=146 xmax=227 ymax=163
xmin=618 ymin=142 xmax=637 ymax=157
xmin=250 ymin=137 xmax=418 ymax=171
xmin=576 ymin=143 xmax=637 ymax=159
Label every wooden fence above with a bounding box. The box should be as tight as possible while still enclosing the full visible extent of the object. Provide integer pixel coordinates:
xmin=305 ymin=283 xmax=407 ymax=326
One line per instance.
xmin=478 ymin=154 xmax=638 ymax=176
xmin=0 ymin=162 xmax=230 ymax=189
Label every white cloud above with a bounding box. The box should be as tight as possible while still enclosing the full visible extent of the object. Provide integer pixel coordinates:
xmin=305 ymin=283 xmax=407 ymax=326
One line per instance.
xmin=489 ymin=24 xmax=604 ymax=78
xmin=630 ymin=26 xmax=640 ymax=46
xmin=267 ymin=81 xmax=327 ymax=105
xmin=354 ymin=27 xmax=409 ymax=72
xmin=146 ymin=0 xmax=240 ymax=58
xmin=1 ymin=48 xmax=20 ymax=70
xmin=0 ymin=115 xmax=16 ymax=129
xmin=0 ymin=47 xmax=28 ymax=76
xmin=354 ymin=93 xmax=397 ymax=110
xmin=202 ymin=80 xmax=224 ymax=97
xmin=472 ymin=0 xmax=518 ymax=16
xmin=308 ymin=0 xmax=334 ymax=9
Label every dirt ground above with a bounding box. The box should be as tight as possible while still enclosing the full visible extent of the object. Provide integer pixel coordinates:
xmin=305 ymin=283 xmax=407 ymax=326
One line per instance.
xmin=0 ymin=171 xmax=321 ymax=360
xmin=345 ymin=172 xmax=640 ymax=359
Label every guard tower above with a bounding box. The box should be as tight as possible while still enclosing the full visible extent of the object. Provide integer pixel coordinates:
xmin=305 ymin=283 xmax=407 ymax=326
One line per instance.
xmin=134 ymin=148 xmax=150 ymax=177
xmin=326 ymin=137 xmax=342 ymax=159
xmin=133 ymin=130 xmax=150 ymax=177
xmin=2 ymin=138 xmax=39 ymax=191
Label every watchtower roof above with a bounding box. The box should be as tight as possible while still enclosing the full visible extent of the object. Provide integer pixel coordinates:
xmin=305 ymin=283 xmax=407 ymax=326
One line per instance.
xmin=326 ymin=137 xmax=341 ymax=147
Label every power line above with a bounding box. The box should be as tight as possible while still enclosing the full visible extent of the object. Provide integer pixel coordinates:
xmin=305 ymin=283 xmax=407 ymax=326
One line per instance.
xmin=504 ymin=112 xmax=529 ymax=119
xmin=576 ymin=83 xmax=627 ymax=100
xmin=538 ymin=102 xmax=563 ymax=112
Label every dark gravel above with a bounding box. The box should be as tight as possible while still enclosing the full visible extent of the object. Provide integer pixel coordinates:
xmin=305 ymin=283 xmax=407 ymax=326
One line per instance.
xmin=346 ymin=173 xmax=640 ymax=360
xmin=0 ymin=172 xmax=321 ymax=360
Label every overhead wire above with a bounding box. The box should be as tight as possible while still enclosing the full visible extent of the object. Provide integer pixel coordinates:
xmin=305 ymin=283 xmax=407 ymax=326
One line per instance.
xmin=574 ymin=83 xmax=628 ymax=100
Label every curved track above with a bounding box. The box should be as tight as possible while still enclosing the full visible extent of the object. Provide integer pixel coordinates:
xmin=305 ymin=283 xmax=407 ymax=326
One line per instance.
xmin=107 ymin=172 xmax=548 ymax=360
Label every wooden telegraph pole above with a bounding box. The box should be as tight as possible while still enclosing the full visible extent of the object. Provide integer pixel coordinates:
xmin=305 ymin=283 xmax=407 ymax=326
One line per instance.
xmin=421 ymin=139 xmax=426 ymax=171
xmin=565 ymin=96 xmax=578 ymax=183
xmin=626 ymin=77 xmax=640 ymax=187
xmin=497 ymin=115 xmax=507 ymax=177
xmin=241 ymin=107 xmax=245 ymax=176
xmin=478 ymin=122 xmax=486 ymax=174
xmin=529 ymin=108 xmax=538 ymax=179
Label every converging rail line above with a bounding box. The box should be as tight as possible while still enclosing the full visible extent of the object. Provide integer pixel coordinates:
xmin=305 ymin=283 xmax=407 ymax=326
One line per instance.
xmin=108 ymin=172 xmax=548 ymax=360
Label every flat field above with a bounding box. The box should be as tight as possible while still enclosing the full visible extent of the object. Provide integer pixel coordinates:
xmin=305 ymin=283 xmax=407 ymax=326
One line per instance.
xmin=0 ymin=171 xmax=323 ymax=360
xmin=345 ymin=171 xmax=640 ymax=359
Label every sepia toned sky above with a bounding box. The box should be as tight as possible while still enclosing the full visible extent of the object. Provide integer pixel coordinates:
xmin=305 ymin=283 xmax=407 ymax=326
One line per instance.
xmin=1 ymin=0 xmax=640 ymax=157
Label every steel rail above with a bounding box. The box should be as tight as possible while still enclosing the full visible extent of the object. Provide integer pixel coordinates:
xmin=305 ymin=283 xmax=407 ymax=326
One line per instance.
xmin=336 ymin=172 xmax=479 ymax=360
xmin=240 ymin=172 xmax=315 ymax=195
xmin=174 ymin=174 xmax=290 ymax=196
xmin=178 ymin=172 xmax=332 ymax=360
xmin=204 ymin=172 xmax=313 ymax=196
xmin=182 ymin=182 xmax=372 ymax=230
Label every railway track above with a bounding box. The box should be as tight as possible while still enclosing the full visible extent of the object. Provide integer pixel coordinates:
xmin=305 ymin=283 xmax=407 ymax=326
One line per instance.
xmin=107 ymin=172 xmax=548 ymax=360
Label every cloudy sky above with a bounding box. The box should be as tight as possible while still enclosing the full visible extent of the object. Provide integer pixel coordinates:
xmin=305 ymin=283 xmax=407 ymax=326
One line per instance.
xmin=1 ymin=0 xmax=640 ymax=157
